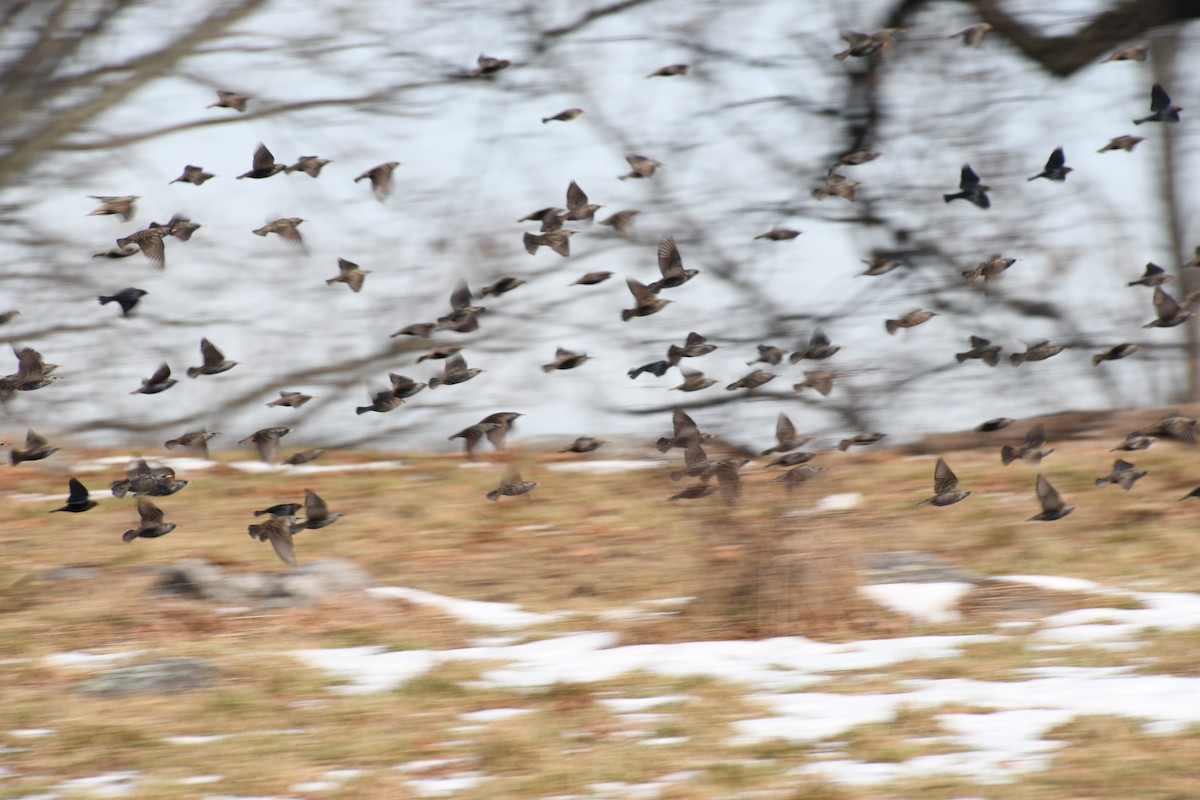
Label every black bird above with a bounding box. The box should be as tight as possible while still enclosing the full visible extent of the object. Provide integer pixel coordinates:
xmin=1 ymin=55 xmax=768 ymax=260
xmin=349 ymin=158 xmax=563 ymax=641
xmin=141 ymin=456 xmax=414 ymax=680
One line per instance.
xmin=98 ymin=288 xmax=147 ymax=317
xmin=1028 ymin=475 xmax=1075 ymax=521
xmin=1027 ymin=147 xmax=1072 ymax=181
xmin=187 ymin=338 xmax=238 ymax=378
xmin=648 ymin=236 xmax=702 ymax=293
xmin=1134 ymin=83 xmax=1182 ymax=124
xmin=239 ymin=427 xmax=294 ymax=463
xmin=356 ymin=386 xmax=404 ymax=416
xmin=629 ymin=360 xmax=671 ymax=379
xmin=132 ymin=363 xmax=177 ymax=395
xmin=1179 ymin=488 xmax=1200 ymax=502
xmin=208 ymin=90 xmax=249 ymax=111
xmin=297 ymin=489 xmax=343 ymax=530
xmin=976 ymin=418 xmax=1014 ymax=432
xmin=110 ymin=458 xmax=187 ymax=498
xmin=470 ymin=54 xmax=512 ymax=76
xmin=943 ymin=164 xmax=990 ymax=209
xmin=237 ymin=144 xmax=285 ymax=179
xmin=1128 ymin=263 xmax=1173 ymax=288
xmin=10 ymin=430 xmax=58 ymax=465
xmin=122 ymin=498 xmax=177 ymax=541
xmin=255 ymin=503 xmax=303 ymax=517
xmin=1092 ymin=343 xmax=1142 ymax=366
xmin=572 ymin=271 xmax=614 ymax=286
xmin=51 ymin=478 xmax=98 ymax=513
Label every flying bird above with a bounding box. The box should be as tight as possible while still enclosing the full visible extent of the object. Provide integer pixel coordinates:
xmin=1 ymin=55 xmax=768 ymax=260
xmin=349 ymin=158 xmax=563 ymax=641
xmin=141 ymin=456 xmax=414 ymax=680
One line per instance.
xmin=956 ymin=336 xmax=1002 ymax=367
xmin=170 ymin=165 xmax=214 ymax=185
xmin=789 ymin=328 xmax=840 ymax=362
xmin=755 ymin=228 xmax=802 ymax=241
xmin=237 ymin=144 xmax=285 ymax=179
xmin=1009 ymin=341 xmax=1066 ymax=366
xmin=297 ymin=489 xmax=343 ymax=530
xmin=268 ymin=391 xmax=313 ymax=409
xmin=253 ymin=217 xmax=306 ymax=248
xmin=762 ymin=413 xmax=809 ymax=455
xmin=1094 ymin=459 xmax=1147 ymax=491
xmin=885 ymin=309 xmax=937 ymax=335
xmin=1143 ymin=286 xmax=1198 ymax=328
xmin=355 ymin=161 xmax=402 ymax=201
xmin=1098 ymin=135 xmax=1143 ymax=153
xmin=326 ymin=258 xmax=371 ymax=293
xmin=132 ymin=363 xmax=177 ymax=395
xmin=208 ymin=90 xmax=249 ymax=111
xmin=115 ymin=228 xmax=165 ymax=267
xmin=523 ymin=230 xmax=575 ymax=257
xmin=622 ymin=278 xmax=672 ymax=321
xmin=248 ymin=515 xmax=299 ymax=566
xmin=1001 ymin=423 xmax=1053 ymax=465
xmin=123 ymin=498 xmax=177 ymax=541
xmin=918 ymin=458 xmax=970 ymax=506
xmin=542 ymin=108 xmax=583 ymax=123
xmin=565 ymin=181 xmax=602 ymax=222
xmin=480 ymin=277 xmax=526 ymax=298
xmin=647 ymin=64 xmax=689 ymax=77
xmin=239 ymin=427 xmax=294 ymax=464
xmin=486 ymin=468 xmax=537 ymax=501
xmin=618 ymin=154 xmax=663 ymax=180
xmin=1028 ymin=474 xmax=1075 ymax=521
xmin=949 ymin=22 xmax=992 ymax=47
xmin=428 ymin=352 xmax=483 ymax=388
xmin=50 ymin=478 xmax=98 ymax=514
xmin=470 ymin=54 xmax=512 ymax=76
xmin=648 ymin=236 xmax=703 ymax=293
xmin=1104 ymin=45 xmax=1148 ymax=63
xmin=187 ymin=338 xmax=238 ymax=378
xmin=561 ymin=437 xmax=604 ymax=453
xmin=98 ymin=288 xmax=147 ymax=317
xmin=1028 ymin=147 xmax=1072 ymax=181
xmin=542 ymin=347 xmax=590 ymax=372
xmin=837 ymin=433 xmax=886 ymax=451
xmin=572 ymin=271 xmax=613 ymax=286
xmin=944 ymin=164 xmax=990 ymax=208
xmin=285 ymin=156 xmax=332 ymax=177
xmin=9 ymin=430 xmax=58 ymax=465
xmin=87 ymin=195 xmax=139 ymax=221
xmin=1128 ymin=263 xmax=1173 ymax=287
xmin=164 ymin=430 xmax=220 ymax=458
xmin=1134 ymin=83 xmax=1182 ymax=124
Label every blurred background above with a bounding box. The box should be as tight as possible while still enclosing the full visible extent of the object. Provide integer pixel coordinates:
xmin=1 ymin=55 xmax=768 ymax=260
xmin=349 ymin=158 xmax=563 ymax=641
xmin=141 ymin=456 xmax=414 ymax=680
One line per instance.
xmin=0 ymin=0 xmax=1197 ymax=453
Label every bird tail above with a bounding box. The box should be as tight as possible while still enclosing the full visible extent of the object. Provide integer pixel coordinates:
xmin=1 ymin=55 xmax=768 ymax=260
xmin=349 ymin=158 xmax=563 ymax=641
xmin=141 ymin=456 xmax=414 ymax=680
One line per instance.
xmin=428 ymin=377 xmax=442 ymax=389
xmin=186 ymin=367 xmax=203 ymax=378
xmin=837 ymin=440 xmax=851 ymax=452
xmin=1026 ymin=175 xmax=1038 ymax=182
xmin=621 ymin=309 xmax=636 ymax=322
xmin=252 ymin=228 xmax=268 ymax=236
xmin=122 ymin=529 xmax=138 ymax=543
xmin=955 ymin=352 xmax=970 ymax=363
xmin=656 ymin=437 xmax=673 ymax=453
xmin=522 ymin=232 xmax=540 ymax=255
xmin=833 ymin=50 xmax=850 ymax=61
xmin=1133 ymin=118 xmax=1146 ymax=126
xmin=541 ymin=364 xmax=555 ymax=373
xmin=98 ymin=295 xmax=114 ymax=305
xmin=885 ymin=319 xmax=899 ymax=335
xmin=1000 ymin=446 xmax=1018 ymax=466
xmin=1092 ymin=354 xmax=1105 ymax=366
xmin=1009 ymin=353 xmax=1025 ymax=366
xmin=355 ymin=406 xmax=372 ymax=415
xmin=486 ymin=490 xmax=501 ymax=501
xmin=943 ymin=193 xmax=958 ymax=203
xmin=110 ymin=481 xmax=129 ymax=498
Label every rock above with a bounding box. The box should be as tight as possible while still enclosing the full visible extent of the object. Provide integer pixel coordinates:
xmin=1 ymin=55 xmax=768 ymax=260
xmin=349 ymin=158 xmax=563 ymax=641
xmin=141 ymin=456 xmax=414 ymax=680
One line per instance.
xmin=859 ymin=551 xmax=985 ymax=585
xmin=149 ymin=558 xmax=370 ymax=606
xmin=75 ymin=657 xmax=217 ymax=697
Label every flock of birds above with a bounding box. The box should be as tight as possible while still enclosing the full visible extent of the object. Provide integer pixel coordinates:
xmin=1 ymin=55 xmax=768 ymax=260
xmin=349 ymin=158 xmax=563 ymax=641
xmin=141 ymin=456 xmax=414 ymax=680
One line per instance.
xmin=2 ymin=30 xmax=1198 ymax=566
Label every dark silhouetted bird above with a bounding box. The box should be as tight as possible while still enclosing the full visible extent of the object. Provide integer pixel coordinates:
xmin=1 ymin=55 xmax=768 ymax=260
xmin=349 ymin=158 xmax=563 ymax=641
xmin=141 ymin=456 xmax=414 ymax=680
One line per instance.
xmin=886 ymin=310 xmax=937 ymax=335
xmin=285 ymin=449 xmax=325 ymax=466
xmin=949 ymin=22 xmax=992 ymax=47
xmin=542 ymin=347 xmax=589 ymax=372
xmin=111 ymin=457 xmax=187 ymax=498
xmin=115 ymin=228 xmax=165 ymax=268
xmin=518 ymin=207 xmax=565 ymax=231
xmin=766 ymin=452 xmax=816 ymax=468
xmin=123 ymin=498 xmax=176 ymax=541
xmin=1098 ymin=135 xmax=1143 ymax=153
xmin=355 ymin=161 xmax=402 ymax=201
xmin=755 ymin=228 xmax=801 ymax=241
xmin=390 ymin=373 xmax=427 ymax=399
xmin=572 ymin=271 xmax=613 ymax=286
xmin=668 ymin=484 xmax=716 ymax=501
xmin=629 ymin=360 xmax=671 ymax=379
xmin=944 ymin=164 xmax=990 ymax=209
xmin=417 ymin=345 xmax=464 ymax=363
xmin=436 ymin=280 xmax=488 ymax=333
xmin=237 ymin=144 xmax=285 ymax=179
xmin=256 ymin=503 xmax=303 ymax=517
xmin=239 ymin=427 xmax=294 ymax=463
xmin=1010 ymin=341 xmax=1066 ymax=366
xmin=208 ymin=90 xmax=249 ymax=111
xmin=449 ymin=421 xmax=500 ymax=459
xmin=647 ymin=63 xmax=689 ymax=77
xmin=132 ymin=363 xmax=177 ymax=395
xmin=1028 ymin=147 xmax=1072 ymax=181
xmin=565 ymin=181 xmax=602 ymax=222
xmin=749 ymin=345 xmax=787 ymax=366
xmin=479 ymin=412 xmax=523 ymax=451
xmin=918 ymin=458 xmax=970 ymax=506
xmin=248 ymin=515 xmax=299 ymax=566
xmin=789 ymin=328 xmax=840 ymax=362
xmin=523 ymin=230 xmax=575 ymax=258
xmin=542 ymin=108 xmax=583 ymax=123
xmin=1134 ymin=83 xmax=1182 ymax=124
xmin=170 ymin=165 xmax=214 ymax=185
xmin=429 ymin=352 xmax=483 ymax=388
xmin=88 ymin=195 xmax=139 ymax=221
xmin=561 ymin=437 xmax=604 ymax=453
xmin=470 ymin=54 xmax=512 ymax=75
xmin=93 ymin=245 xmax=138 ymax=259
xmin=1092 ymin=343 xmax=1142 ymax=366
xmin=622 ymin=278 xmax=672 ymax=321
xmin=150 ymin=213 xmax=201 ymax=241
xmin=963 ymin=256 xmax=1016 ymax=288
xmin=860 ymin=258 xmax=901 ymax=276
xmin=268 ymin=391 xmax=313 ymax=409
xmin=618 ymin=154 xmax=663 ymax=180
xmin=487 ymin=468 xmax=537 ymax=501
xmin=794 ymin=370 xmax=834 ymax=396
xmin=326 ymin=258 xmax=371 ymax=293
xmin=1104 ymin=45 xmax=1147 ymax=63
xmin=253 ymin=217 xmax=305 ymax=248
xmin=285 ymin=156 xmax=332 ymax=177
xmin=480 ymin=277 xmax=526 ymax=298
xmin=657 ymin=407 xmax=713 ymax=453
xmin=390 ymin=322 xmax=436 ymax=338
xmin=357 ymin=385 xmax=405 ymax=415
xmin=164 ymin=430 xmax=220 ymax=458
xmin=51 ymin=478 xmax=98 ymax=513
xmin=1095 ymin=459 xmax=1146 ymax=491
xmin=187 ymin=338 xmax=237 ymax=378
xmin=726 ymin=370 xmax=775 ymax=391
xmin=1144 ymin=286 xmax=1198 ymax=328
xmin=1001 ymin=423 xmax=1053 ymax=465
xmin=298 ymin=489 xmax=343 ymax=530
xmin=1028 ymin=475 xmax=1075 ymax=521
xmin=976 ymin=418 xmax=1014 ymax=432
xmin=957 ymin=336 xmax=1002 ymax=367
xmin=762 ymin=413 xmax=809 ymax=455
xmin=838 ymin=433 xmax=886 ymax=451
xmin=10 ymin=430 xmax=58 ymax=465
xmin=833 ymin=28 xmax=903 ymax=60
xmin=98 ymin=288 xmax=147 ymax=317
xmin=648 ymin=236 xmax=702 ymax=293
xmin=1128 ymin=263 xmax=1172 ymax=287
xmin=599 ymin=210 xmax=639 ymax=236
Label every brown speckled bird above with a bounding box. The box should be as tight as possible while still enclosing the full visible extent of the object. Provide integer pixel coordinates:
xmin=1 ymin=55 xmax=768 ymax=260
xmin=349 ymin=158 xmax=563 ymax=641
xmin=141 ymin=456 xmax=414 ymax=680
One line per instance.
xmin=523 ymin=230 xmax=575 ymax=258
xmin=657 ymin=406 xmax=714 ymax=453
xmin=357 ymin=385 xmax=405 ymax=415
xmin=285 ymin=449 xmax=325 ymax=466
xmin=599 ymin=210 xmax=639 ymax=236
xmin=1028 ymin=475 xmax=1075 ymax=521
xmin=480 ymin=277 xmax=526 ymax=298
xmin=572 ymin=271 xmax=613 ymax=286
xmin=429 ymin=352 xmax=483 ymax=388
xmin=1143 ymin=286 xmax=1197 ymax=328
xmin=667 ymin=332 xmax=717 ymax=365
xmin=812 ymin=173 xmax=858 ymax=202
xmin=187 ymin=338 xmax=237 ymax=378
xmin=248 ymin=515 xmax=299 ymax=566
xmin=487 ymin=468 xmax=537 ymax=501
xmin=1098 ymin=135 xmax=1143 ymax=154
xmin=132 ymin=363 xmax=177 ymax=395
xmin=164 ymin=430 xmax=220 ymax=459
xmin=963 ymin=256 xmax=1016 ymax=286
xmin=762 ymin=413 xmax=809 ymax=455
xmin=285 ymin=156 xmax=332 ymax=177
xmin=755 ymin=228 xmax=802 ymax=241
xmin=956 ymin=336 xmax=1002 ymax=367
xmin=794 ymin=370 xmax=834 ymax=396
xmin=390 ymin=322 xmax=436 ymax=338
xmin=837 ymin=433 xmax=886 ymax=451
xmin=1095 ymin=458 xmax=1146 ymax=490
xmin=766 ymin=452 xmax=816 ymax=468
xmin=543 ymin=347 xmax=590 ymax=372
xmin=885 ymin=310 xmax=937 ymax=335
xmin=470 ymin=54 xmax=512 ymax=76
xmin=1001 ymin=423 xmax=1053 ymax=465
xmin=789 ymin=328 xmax=840 ymax=363
xmin=749 ymin=345 xmax=787 ymax=366
xmin=622 ymin=278 xmax=671 ymax=321
xmin=565 ymin=181 xmax=602 ymax=222
xmin=647 ymin=63 xmax=688 ymax=77
xmin=268 ymin=391 xmax=313 ymax=409
xmin=1093 ymin=343 xmax=1142 ymax=366
xmin=355 ymin=161 xmax=402 ymax=201
xmin=326 ymin=258 xmax=371 ymax=293
xmin=123 ymin=498 xmax=176 ymax=542
xmin=771 ymin=465 xmax=824 ymax=491
xmin=726 ymin=370 xmax=775 ymax=391
xmin=237 ymin=144 xmax=284 ymax=179
xmin=672 ymin=368 xmax=716 ymax=392
xmin=668 ymin=484 xmax=717 ymax=502
xmin=918 ymin=458 xmax=970 ymax=506
xmin=88 ymin=195 xmax=139 ymax=221
xmin=1009 ymin=341 xmax=1066 ymax=366
xmin=833 ymin=29 xmax=904 ymax=60
xmin=1135 ymin=412 xmax=1196 ymax=444
xmin=649 ymin=236 xmax=703 ymax=293
xmin=542 ymin=108 xmax=583 ymax=124
xmin=239 ymin=427 xmax=294 ymax=464
xmin=10 ymin=430 xmax=58 ymax=465
xmin=115 ymin=228 xmax=166 ymax=268
xmin=561 ymin=437 xmax=604 ymax=453
xmin=297 ymin=489 xmax=343 ymax=530
xmin=253 ymin=217 xmax=306 ymax=248
xmin=618 ymin=154 xmax=663 ymax=180
xmin=170 ymin=165 xmax=214 ymax=185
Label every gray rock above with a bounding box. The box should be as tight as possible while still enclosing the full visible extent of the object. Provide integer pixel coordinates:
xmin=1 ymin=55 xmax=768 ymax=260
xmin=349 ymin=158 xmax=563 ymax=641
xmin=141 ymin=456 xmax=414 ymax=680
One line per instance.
xmin=75 ymin=657 xmax=217 ymax=697
xmin=149 ymin=558 xmax=369 ymax=606
xmin=859 ymin=551 xmax=985 ymax=585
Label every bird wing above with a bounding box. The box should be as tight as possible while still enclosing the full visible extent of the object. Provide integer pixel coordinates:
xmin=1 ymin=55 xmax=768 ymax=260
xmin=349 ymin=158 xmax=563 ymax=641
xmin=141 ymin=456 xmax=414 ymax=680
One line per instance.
xmin=1035 ymin=474 xmax=1063 ymax=512
xmin=810 ymin=328 xmax=831 ymax=347
xmin=449 ymin=279 xmax=473 ymax=310
xmin=25 ymin=429 xmax=48 ymax=449
xmin=960 ymin=164 xmax=980 ymax=188
xmin=775 ymin=413 xmax=796 ymax=445
xmin=1150 ymin=83 xmax=1170 ymax=113
xmin=566 ymin=180 xmax=587 ymax=210
xmin=1112 ymin=458 xmax=1135 ymax=473
xmin=148 ymin=363 xmax=172 ymax=384
xmin=683 ymin=441 xmax=707 ymax=470
xmin=137 ymin=498 xmax=164 ymax=526
xmin=338 ymin=258 xmax=359 ymax=274
xmin=266 ymin=519 xmax=297 ymax=566
xmin=1153 ymin=286 xmax=1181 ymax=318
xmin=1045 ymin=147 xmax=1065 ymax=170
xmin=1024 ymin=423 xmax=1047 ymax=449
xmin=304 ymin=489 xmax=328 ymax=522
xmin=252 ymin=143 xmax=275 ymax=170
xmin=256 ymin=435 xmax=280 ymax=464
xmin=627 ymin=278 xmax=653 ymax=303
xmin=672 ymin=406 xmax=699 ymax=438
xmin=933 ymin=458 xmax=958 ymax=493
xmin=199 ymin=338 xmax=224 ymax=367
xmin=444 ymin=352 xmax=467 ymax=373
xmin=657 ymin=237 xmax=684 ymax=278
xmin=67 ymin=478 xmax=89 ymax=504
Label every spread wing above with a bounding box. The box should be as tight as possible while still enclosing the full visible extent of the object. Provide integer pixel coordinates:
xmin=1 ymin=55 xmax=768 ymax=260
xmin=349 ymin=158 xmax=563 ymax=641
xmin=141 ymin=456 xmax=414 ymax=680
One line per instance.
xmin=627 ymin=278 xmax=654 ymax=303
xmin=1153 ymin=286 xmax=1181 ymax=318
xmin=1035 ymin=474 xmax=1063 ymax=513
xmin=67 ymin=478 xmax=90 ymax=504
xmin=1150 ymin=83 xmax=1171 ymax=113
xmin=775 ymin=413 xmax=796 ymax=445
xmin=137 ymin=498 xmax=164 ymax=526
xmin=199 ymin=338 xmax=225 ymax=367
xmin=959 ymin=164 xmax=980 ymax=189
xmin=1023 ymin=423 xmax=1047 ymax=449
xmin=1044 ymin=147 xmax=1065 ymax=171
xmin=657 ymin=236 xmax=684 ymax=279
xmin=304 ymin=489 xmax=328 ymax=522
xmin=566 ymin=180 xmax=587 ymax=210
xmin=449 ymin=279 xmax=472 ymax=310
xmin=933 ymin=458 xmax=959 ymax=493
xmin=251 ymin=143 xmax=275 ymax=170
xmin=147 ymin=363 xmax=172 ymax=384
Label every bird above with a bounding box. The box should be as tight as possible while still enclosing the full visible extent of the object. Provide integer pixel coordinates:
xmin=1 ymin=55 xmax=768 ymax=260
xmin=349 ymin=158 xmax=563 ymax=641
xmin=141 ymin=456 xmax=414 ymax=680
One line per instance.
xmin=164 ymin=430 xmax=220 ymax=458
xmin=390 ymin=373 xmax=427 ymax=399
xmin=448 ymin=422 xmax=500 ymax=460
xmin=812 ymin=173 xmax=858 ymax=202
xmin=1095 ymin=459 xmax=1147 ymax=491
xmin=523 ymin=230 xmax=575 ymax=258
xmin=326 ymin=258 xmax=371 ymax=293
xmin=572 ymin=271 xmax=613 ymax=286
xmin=115 ymin=228 xmax=166 ymax=268
xmin=629 ymin=360 xmax=671 ymax=380
xmin=1 ymin=344 xmax=60 ymax=396
xmin=749 ymin=345 xmax=787 ymax=366
xmin=187 ymin=338 xmax=237 ymax=378
xmin=436 ymin=279 xmax=488 ymax=333
xmin=355 ymin=161 xmax=402 ymax=201
xmin=949 ymin=22 xmax=992 ymax=47
xmin=726 ymin=370 xmax=775 ymax=391
xmin=478 ymin=412 xmax=523 ymax=451
xmin=962 ymin=256 xmax=1016 ymax=287
xmin=170 ymin=165 xmax=215 ymax=185
xmin=98 ymin=288 xmax=147 ymax=317
xmin=976 ymin=418 xmax=1014 ymax=432
xmin=152 ymin=212 xmax=202 ymax=241
xmin=1098 ymin=135 xmax=1144 ymax=153
xmin=237 ymin=144 xmax=285 ymax=179
xmin=622 ymin=278 xmax=672 ymax=321
xmin=208 ymin=90 xmax=249 ymax=111
xmin=918 ymin=458 xmax=971 ymax=506
xmin=50 ymin=478 xmax=98 ymax=514
xmin=833 ymin=28 xmax=904 ymax=60
xmin=755 ymin=228 xmax=801 ymax=241
xmin=1183 ymin=247 xmax=1200 ymax=269
xmin=944 ymin=164 xmax=990 ymax=208
xmin=1092 ymin=343 xmax=1142 ymax=366
xmin=618 ymin=155 xmax=663 ymax=180
xmin=885 ymin=310 xmax=937 ymax=335
xmin=428 ymin=352 xmax=483 ymax=388
xmin=831 ymin=150 xmax=882 ymax=173
xmin=670 ymin=440 xmax=710 ymax=482
xmin=762 ymin=413 xmax=809 ymax=455
xmin=518 ymin=207 xmax=565 ymax=231
xmin=672 ymin=369 xmax=716 ymax=392
xmin=391 ymin=323 xmax=437 ymax=338
xmin=356 ymin=385 xmax=405 ymax=415
xmin=647 ymin=64 xmax=689 ymax=77
xmin=252 ymin=217 xmax=306 ymax=248
xmin=1112 ymin=432 xmax=1155 ymax=452
xmin=1144 ymin=286 xmax=1198 ymax=328
xmin=239 ymin=427 xmax=294 ymax=464
xmin=542 ymin=108 xmax=583 ymax=123
xmin=668 ymin=484 xmax=717 ymax=502
xmin=285 ymin=156 xmax=333 ymax=177
xmin=794 ymin=370 xmax=834 ymax=395
xmin=1128 ymin=263 xmax=1173 ymax=287
xmin=542 ymin=347 xmax=589 ymax=372
xmin=1135 ymin=412 xmax=1196 ymax=444
xmin=1028 ymin=475 xmax=1075 ymax=521
xmin=1134 ymin=84 xmax=1182 ymax=124
xmin=1009 ymin=341 xmax=1066 ymax=366
xmin=956 ymin=336 xmax=1002 ymax=367
xmin=1001 ymin=423 xmax=1053 ymax=465
xmin=766 ymin=452 xmax=816 ymax=468
xmin=123 ymin=498 xmax=176 ymax=542
xmin=649 ymin=236 xmax=703 ymax=293
xmin=470 ymin=54 xmax=512 ymax=76
xmin=1028 ymin=147 xmax=1072 ymax=181
xmin=599 ymin=210 xmax=639 ymax=236
xmin=789 ymin=329 xmax=840 ymax=362
xmin=487 ymin=468 xmax=537 ymax=501
xmin=561 ymin=437 xmax=604 ymax=453
xmin=480 ymin=277 xmax=526 ymax=298
xmin=268 ymin=391 xmax=313 ymax=409
xmin=248 ymin=515 xmax=300 ymax=566
xmin=657 ymin=407 xmax=714 ymax=452
xmin=132 ymin=363 xmax=177 ymax=395
xmin=1104 ymin=45 xmax=1148 ymax=63
xmin=285 ymin=449 xmax=326 ymax=466
xmin=666 ymin=332 xmax=717 ymax=364
xmin=771 ymin=465 xmax=824 ymax=491
xmin=255 ymin=503 xmax=303 ymax=517
xmin=859 ymin=258 xmax=901 ymax=276
xmin=10 ymin=430 xmax=58 ymax=465
xmin=565 ymin=181 xmax=602 ymax=222
xmin=87 ymin=195 xmax=139 ymax=221
xmin=837 ymin=433 xmax=886 ymax=451
xmin=417 ymin=345 xmax=464 ymax=364
xmin=297 ymin=489 xmax=343 ymax=530
xmin=93 ymin=245 xmax=138 ymax=259
xmin=110 ymin=458 xmax=187 ymax=498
